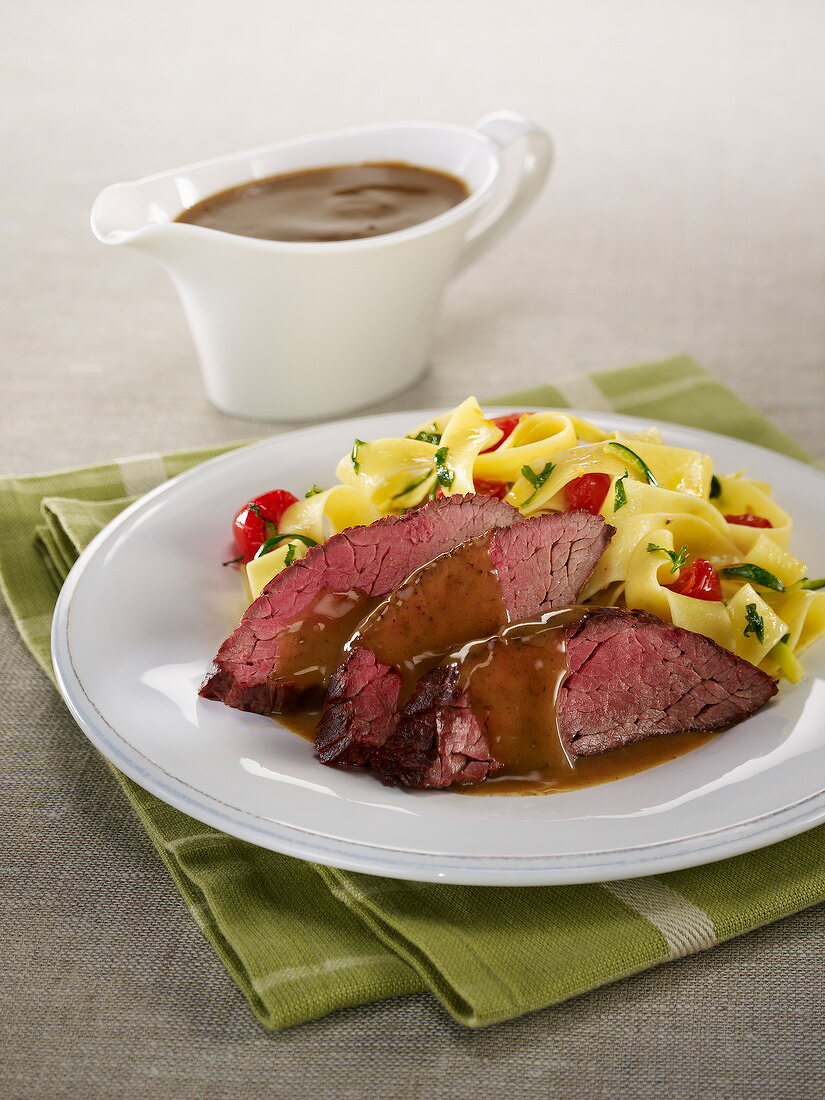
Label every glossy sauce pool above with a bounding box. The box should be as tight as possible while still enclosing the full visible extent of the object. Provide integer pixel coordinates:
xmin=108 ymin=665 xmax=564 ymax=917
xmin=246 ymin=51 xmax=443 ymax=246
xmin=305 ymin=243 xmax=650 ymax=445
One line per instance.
xmin=278 ymin=705 xmax=715 ymax=795
xmin=175 ymin=162 xmax=469 ymax=243
xmin=462 ymin=731 xmax=715 ymax=796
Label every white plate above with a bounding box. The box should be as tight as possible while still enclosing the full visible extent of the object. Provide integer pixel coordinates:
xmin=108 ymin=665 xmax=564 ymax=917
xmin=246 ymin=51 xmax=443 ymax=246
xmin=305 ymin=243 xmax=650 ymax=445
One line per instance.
xmin=51 ymin=409 xmax=825 ymax=885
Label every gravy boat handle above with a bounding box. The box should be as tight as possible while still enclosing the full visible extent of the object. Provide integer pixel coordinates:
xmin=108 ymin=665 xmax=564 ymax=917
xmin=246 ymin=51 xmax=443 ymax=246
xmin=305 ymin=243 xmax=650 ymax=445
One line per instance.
xmin=456 ymin=111 xmax=553 ymax=274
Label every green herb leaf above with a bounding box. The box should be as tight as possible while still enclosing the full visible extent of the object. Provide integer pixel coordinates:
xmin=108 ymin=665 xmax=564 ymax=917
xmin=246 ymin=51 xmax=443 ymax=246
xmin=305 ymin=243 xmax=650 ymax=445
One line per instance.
xmin=254 ymin=533 xmax=318 ymax=560
xmin=520 ymin=460 xmax=555 ymax=506
xmin=709 ymin=475 xmax=722 ymax=499
xmin=720 ymin=564 xmax=785 ymax=592
xmin=351 ymin=439 xmax=366 ymax=474
xmin=647 ymin=542 xmax=689 ymax=574
xmin=605 ymin=442 xmax=658 ymax=485
xmin=409 ymin=427 xmax=442 ymax=445
xmin=222 ymin=555 xmax=244 ymax=567
xmin=743 ymin=602 xmax=765 ymax=644
xmin=247 ymin=502 xmax=264 ymax=520
xmin=305 ymin=485 xmax=323 ymax=498
xmin=284 ymin=543 xmax=298 ymax=566
xmin=391 ymin=469 xmax=435 ymax=501
xmin=434 ymin=446 xmax=455 ymax=489
xmin=613 ymin=470 xmax=629 ymax=512
xmin=800 ymin=577 xmax=825 ymax=591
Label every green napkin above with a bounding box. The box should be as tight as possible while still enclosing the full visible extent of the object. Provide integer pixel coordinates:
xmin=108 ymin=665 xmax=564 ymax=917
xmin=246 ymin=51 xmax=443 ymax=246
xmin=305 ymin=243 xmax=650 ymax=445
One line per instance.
xmin=2 ymin=355 xmax=823 ymax=1030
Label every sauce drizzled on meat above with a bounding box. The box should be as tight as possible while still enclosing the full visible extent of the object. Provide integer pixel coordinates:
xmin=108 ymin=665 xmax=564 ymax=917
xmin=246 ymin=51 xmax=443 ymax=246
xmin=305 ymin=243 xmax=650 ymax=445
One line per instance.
xmin=268 ymin=589 xmax=382 ymax=703
xmin=448 ymin=611 xmax=715 ymax=795
xmin=352 ymin=531 xmax=507 ymax=702
xmin=451 ymin=611 xmax=583 ymax=778
xmin=378 ymin=608 xmax=717 ymax=794
xmin=277 ymin=598 xmax=715 ymax=794
xmin=273 ymin=534 xmax=506 ymax=714
xmin=262 ymin=563 xmax=728 ymax=796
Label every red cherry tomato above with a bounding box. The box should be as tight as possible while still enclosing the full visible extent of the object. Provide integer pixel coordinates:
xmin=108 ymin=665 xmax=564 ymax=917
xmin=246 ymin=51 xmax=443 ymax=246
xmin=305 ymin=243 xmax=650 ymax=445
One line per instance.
xmin=666 ymin=559 xmax=723 ymax=601
xmin=480 ymin=413 xmax=530 ymax=453
xmin=724 ymin=513 xmax=773 ymax=529
xmin=232 ymin=489 xmax=299 ymax=560
xmin=563 ymin=472 xmax=611 ymax=515
xmin=473 ymin=478 xmax=510 ymax=500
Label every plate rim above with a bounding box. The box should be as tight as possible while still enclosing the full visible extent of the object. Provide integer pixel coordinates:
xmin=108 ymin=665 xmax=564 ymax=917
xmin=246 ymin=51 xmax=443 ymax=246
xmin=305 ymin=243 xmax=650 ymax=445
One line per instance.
xmin=51 ymin=406 xmax=825 ymax=885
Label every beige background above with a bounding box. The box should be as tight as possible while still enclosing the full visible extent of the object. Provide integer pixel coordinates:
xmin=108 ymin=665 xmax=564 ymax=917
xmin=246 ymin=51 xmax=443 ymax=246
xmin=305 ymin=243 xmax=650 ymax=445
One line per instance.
xmin=2 ymin=1 xmax=823 ymax=1097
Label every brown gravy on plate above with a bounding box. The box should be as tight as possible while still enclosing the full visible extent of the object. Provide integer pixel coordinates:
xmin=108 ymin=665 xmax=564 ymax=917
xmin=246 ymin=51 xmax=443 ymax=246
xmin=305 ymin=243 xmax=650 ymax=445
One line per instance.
xmin=272 ymin=592 xmax=715 ymax=796
xmin=175 ymin=162 xmax=469 ymax=242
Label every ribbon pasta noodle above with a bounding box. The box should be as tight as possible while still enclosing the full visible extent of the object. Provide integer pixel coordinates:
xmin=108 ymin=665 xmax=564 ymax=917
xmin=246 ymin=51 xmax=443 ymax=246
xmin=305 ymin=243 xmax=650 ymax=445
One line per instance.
xmin=245 ymin=396 xmax=824 ymax=682
xmin=624 ymin=527 xmax=736 ymax=650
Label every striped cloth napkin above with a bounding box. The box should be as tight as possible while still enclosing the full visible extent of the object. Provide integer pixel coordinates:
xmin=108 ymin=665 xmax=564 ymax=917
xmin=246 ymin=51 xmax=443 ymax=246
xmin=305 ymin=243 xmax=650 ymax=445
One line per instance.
xmin=1 ymin=355 xmax=823 ymax=1030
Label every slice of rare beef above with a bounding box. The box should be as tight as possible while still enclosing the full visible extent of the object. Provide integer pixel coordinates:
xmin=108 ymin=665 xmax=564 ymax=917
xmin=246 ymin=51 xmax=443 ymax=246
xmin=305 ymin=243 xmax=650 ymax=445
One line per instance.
xmin=375 ymin=661 xmax=505 ymax=788
xmin=376 ymin=607 xmax=777 ymax=789
xmin=200 ymin=493 xmax=519 ymax=715
xmin=317 ymin=511 xmax=613 ymax=767
xmin=557 ymin=607 xmax=778 ymax=756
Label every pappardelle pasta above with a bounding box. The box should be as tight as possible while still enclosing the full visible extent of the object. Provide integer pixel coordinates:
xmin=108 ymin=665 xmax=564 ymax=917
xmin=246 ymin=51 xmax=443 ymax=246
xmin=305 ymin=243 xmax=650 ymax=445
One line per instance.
xmin=240 ymin=397 xmax=825 ymax=684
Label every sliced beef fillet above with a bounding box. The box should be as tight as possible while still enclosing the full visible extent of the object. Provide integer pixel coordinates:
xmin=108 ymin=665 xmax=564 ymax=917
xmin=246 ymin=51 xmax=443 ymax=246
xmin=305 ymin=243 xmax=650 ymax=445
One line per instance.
xmin=557 ymin=607 xmax=778 ymax=756
xmin=375 ymin=662 xmax=505 ymax=788
xmin=317 ymin=511 xmax=613 ymax=767
xmin=376 ymin=607 xmax=778 ymax=788
xmin=200 ymin=493 xmax=519 ymax=714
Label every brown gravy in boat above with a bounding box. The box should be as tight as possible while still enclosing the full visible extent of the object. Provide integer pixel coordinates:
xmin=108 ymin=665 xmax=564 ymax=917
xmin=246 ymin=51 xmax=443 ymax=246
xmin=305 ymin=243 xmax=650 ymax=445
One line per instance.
xmin=176 ymin=162 xmax=469 ymax=243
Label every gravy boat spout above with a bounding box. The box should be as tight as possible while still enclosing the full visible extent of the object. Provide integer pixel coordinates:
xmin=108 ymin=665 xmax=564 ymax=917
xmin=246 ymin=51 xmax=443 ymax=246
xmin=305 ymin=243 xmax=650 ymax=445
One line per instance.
xmin=91 ymin=180 xmax=195 ymax=255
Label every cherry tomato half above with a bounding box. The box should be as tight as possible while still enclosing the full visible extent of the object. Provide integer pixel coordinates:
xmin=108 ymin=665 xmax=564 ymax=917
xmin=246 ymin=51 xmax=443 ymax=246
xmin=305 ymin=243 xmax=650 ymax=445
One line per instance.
xmin=563 ymin=472 xmax=611 ymax=515
xmin=233 ymin=489 xmax=299 ymax=560
xmin=666 ymin=559 xmax=722 ymax=601
xmin=480 ymin=413 xmax=530 ymax=453
xmin=724 ymin=513 xmax=773 ymax=529
xmin=473 ymin=478 xmax=511 ymax=500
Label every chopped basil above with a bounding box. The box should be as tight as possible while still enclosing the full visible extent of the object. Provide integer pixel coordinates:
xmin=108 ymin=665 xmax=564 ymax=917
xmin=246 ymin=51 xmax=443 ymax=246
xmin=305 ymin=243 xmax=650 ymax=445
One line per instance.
xmin=222 ymin=555 xmax=244 ymax=567
xmin=709 ymin=475 xmax=722 ymax=499
xmin=521 ymin=460 xmax=555 ymax=506
xmin=254 ymin=533 xmax=318 ymax=560
xmin=434 ymin=446 xmax=455 ymax=489
xmin=284 ymin=543 xmax=298 ymax=566
xmin=743 ymin=602 xmax=765 ymax=644
xmin=391 ymin=469 xmax=434 ymax=501
xmin=720 ymin=564 xmax=785 ymax=592
xmin=800 ymin=577 xmax=825 ymax=591
xmin=351 ymin=439 xmax=366 ymax=474
xmin=604 ymin=442 xmax=658 ymax=486
xmin=647 ymin=542 xmax=689 ymax=573
xmin=409 ymin=425 xmax=442 ymax=445
xmin=305 ymin=485 xmax=323 ymax=497
xmin=613 ymin=470 xmax=629 ymax=512
xmin=247 ymin=502 xmax=264 ymax=520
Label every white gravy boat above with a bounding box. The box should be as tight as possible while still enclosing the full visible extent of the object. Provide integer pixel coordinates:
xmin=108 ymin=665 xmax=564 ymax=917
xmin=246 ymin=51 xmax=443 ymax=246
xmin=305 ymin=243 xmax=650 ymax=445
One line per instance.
xmin=91 ymin=112 xmax=552 ymax=421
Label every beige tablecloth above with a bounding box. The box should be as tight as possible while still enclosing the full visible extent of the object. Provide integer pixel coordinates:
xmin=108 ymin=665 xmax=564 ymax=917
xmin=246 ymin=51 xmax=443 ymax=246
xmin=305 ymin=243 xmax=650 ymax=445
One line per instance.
xmin=2 ymin=1 xmax=823 ymax=1097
